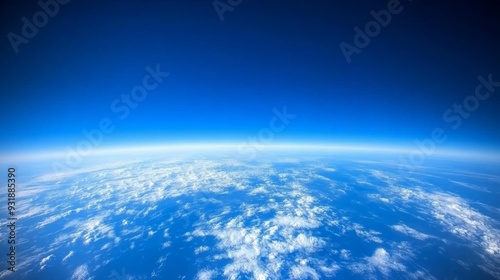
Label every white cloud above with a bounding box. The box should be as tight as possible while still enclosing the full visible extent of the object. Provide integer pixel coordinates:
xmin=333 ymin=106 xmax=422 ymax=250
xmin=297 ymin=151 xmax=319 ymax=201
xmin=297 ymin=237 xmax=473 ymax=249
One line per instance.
xmin=289 ymin=264 xmax=320 ymax=280
xmin=62 ymin=251 xmax=74 ymax=263
xmin=391 ymin=224 xmax=435 ymax=240
xmin=196 ymin=269 xmax=217 ymax=280
xmin=192 ymin=178 xmax=333 ymax=279
xmin=351 ymin=223 xmax=383 ymax=243
xmin=39 ymin=254 xmax=53 ymax=270
xmin=162 ymin=241 xmax=171 ymax=249
xmin=71 ymin=264 xmax=91 ymax=280
xmin=349 ymin=247 xmax=406 ymax=277
xmin=340 ymin=249 xmax=350 ymax=260
xmin=195 ymin=246 xmax=210 ymax=255
xmin=392 ymin=188 xmax=500 ymax=256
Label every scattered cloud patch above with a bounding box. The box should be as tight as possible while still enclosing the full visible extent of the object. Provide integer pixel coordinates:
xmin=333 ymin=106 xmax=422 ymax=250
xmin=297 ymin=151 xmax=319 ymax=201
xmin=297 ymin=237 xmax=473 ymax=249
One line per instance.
xmin=39 ymin=254 xmax=53 ymax=270
xmin=62 ymin=251 xmax=74 ymax=263
xmin=391 ymin=224 xmax=435 ymax=240
xmin=349 ymin=248 xmax=406 ymax=278
xmin=71 ymin=264 xmax=91 ymax=280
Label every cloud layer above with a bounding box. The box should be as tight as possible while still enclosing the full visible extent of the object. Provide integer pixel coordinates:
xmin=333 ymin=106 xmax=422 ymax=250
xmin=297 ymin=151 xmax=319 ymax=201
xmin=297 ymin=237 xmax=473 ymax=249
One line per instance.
xmin=4 ymin=155 xmax=499 ymax=279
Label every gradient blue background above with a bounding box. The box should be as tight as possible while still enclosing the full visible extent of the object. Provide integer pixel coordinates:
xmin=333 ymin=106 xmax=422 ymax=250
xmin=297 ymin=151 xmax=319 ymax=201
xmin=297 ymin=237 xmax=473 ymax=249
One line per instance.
xmin=1 ymin=0 xmax=499 ymax=155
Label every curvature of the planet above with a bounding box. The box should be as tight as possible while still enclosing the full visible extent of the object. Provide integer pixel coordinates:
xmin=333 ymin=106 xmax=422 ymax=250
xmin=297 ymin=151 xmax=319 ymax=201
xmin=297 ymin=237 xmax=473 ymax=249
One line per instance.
xmin=2 ymin=147 xmax=500 ymax=280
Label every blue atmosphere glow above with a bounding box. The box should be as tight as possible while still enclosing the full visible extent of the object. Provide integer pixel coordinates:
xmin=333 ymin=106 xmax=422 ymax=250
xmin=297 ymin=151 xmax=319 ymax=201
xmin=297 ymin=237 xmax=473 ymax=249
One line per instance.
xmin=1 ymin=0 xmax=499 ymax=158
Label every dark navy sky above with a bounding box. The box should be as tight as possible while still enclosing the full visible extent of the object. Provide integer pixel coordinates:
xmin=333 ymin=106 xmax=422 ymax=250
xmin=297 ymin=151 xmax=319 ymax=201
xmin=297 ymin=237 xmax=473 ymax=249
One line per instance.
xmin=1 ymin=0 xmax=499 ymax=155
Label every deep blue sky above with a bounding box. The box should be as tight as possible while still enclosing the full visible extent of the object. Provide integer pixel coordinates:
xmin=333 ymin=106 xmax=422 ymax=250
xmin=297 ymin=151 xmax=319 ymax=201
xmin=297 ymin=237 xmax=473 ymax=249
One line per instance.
xmin=1 ymin=0 xmax=499 ymax=155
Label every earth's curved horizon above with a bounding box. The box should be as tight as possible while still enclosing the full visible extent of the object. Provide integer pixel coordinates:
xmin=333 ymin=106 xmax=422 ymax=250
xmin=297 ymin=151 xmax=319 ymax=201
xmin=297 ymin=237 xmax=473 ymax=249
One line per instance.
xmin=1 ymin=148 xmax=499 ymax=279
xmin=2 ymin=0 xmax=499 ymax=279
